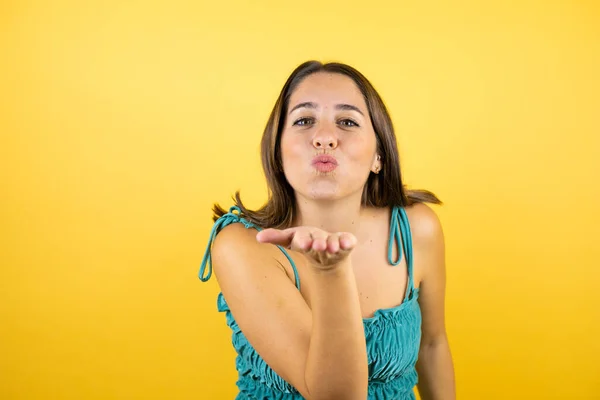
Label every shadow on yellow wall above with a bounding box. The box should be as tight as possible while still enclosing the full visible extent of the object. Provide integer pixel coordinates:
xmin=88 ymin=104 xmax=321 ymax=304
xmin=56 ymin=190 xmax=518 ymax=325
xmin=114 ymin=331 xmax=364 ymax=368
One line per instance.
xmin=1 ymin=1 xmax=599 ymax=399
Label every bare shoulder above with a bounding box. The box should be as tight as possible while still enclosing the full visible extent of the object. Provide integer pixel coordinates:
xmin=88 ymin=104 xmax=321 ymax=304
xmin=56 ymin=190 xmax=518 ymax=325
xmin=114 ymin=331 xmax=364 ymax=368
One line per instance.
xmin=404 ymin=202 xmax=445 ymax=247
xmin=212 ymin=222 xmax=260 ymax=262
xmin=211 ymin=222 xmax=286 ymax=279
xmin=403 ymin=202 xmax=446 ymax=290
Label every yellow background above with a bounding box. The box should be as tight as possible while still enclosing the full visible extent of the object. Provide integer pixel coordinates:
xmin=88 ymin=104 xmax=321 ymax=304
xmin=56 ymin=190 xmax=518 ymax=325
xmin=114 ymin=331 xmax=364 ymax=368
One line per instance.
xmin=2 ymin=0 xmax=599 ymax=399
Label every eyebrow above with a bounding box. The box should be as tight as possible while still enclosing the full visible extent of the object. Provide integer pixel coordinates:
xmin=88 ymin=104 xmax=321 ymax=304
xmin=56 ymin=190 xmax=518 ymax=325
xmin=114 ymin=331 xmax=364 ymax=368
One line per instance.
xmin=288 ymin=102 xmax=364 ymax=116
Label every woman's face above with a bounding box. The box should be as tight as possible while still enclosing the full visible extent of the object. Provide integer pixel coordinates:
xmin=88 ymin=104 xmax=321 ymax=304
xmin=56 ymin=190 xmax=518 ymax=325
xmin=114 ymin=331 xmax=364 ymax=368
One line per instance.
xmin=280 ymin=72 xmax=381 ymax=202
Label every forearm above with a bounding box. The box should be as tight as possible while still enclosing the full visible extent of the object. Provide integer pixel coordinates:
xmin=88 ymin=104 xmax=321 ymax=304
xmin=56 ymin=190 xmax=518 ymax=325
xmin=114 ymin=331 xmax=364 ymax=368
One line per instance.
xmin=416 ymin=335 xmax=456 ymax=400
xmin=305 ymin=262 xmax=368 ymax=399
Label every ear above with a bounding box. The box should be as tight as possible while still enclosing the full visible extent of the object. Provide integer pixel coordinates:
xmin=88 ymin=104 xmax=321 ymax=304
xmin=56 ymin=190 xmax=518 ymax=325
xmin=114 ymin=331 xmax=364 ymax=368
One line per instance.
xmin=371 ymin=154 xmax=382 ymax=174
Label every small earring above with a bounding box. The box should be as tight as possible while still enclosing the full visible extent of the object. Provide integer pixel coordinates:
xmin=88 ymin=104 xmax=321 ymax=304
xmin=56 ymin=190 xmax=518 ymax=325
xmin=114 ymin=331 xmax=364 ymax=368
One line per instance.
xmin=374 ymin=155 xmax=381 ymax=174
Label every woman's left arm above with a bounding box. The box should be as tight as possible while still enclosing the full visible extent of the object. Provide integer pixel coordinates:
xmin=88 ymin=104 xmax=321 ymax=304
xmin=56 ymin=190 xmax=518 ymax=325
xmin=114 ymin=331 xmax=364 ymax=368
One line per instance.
xmin=410 ymin=204 xmax=456 ymax=400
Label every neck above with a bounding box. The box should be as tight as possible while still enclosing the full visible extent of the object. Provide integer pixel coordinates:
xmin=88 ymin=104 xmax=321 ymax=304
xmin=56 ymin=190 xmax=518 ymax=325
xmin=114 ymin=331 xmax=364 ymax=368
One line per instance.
xmin=293 ymin=193 xmax=364 ymax=235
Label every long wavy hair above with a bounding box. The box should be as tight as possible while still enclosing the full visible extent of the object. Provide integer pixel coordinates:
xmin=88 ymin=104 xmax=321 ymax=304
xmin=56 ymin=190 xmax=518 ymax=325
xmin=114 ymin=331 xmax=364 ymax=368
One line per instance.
xmin=213 ymin=60 xmax=441 ymax=228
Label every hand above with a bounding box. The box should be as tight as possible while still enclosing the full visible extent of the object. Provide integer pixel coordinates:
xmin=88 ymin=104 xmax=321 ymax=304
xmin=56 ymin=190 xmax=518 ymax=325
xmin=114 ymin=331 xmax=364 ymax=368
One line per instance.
xmin=256 ymin=227 xmax=357 ymax=270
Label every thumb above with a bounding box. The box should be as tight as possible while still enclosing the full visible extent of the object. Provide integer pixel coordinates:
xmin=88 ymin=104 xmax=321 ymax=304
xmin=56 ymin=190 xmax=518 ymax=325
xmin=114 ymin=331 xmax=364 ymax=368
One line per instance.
xmin=256 ymin=228 xmax=297 ymax=247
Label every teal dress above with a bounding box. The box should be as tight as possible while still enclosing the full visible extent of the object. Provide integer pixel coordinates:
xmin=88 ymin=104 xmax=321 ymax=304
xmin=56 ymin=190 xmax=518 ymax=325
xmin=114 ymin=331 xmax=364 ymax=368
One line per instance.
xmin=199 ymin=205 xmax=421 ymax=399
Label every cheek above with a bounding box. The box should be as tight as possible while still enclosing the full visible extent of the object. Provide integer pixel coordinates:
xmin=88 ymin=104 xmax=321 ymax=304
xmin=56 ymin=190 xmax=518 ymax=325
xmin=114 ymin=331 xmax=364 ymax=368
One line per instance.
xmin=345 ymin=135 xmax=377 ymax=167
xmin=280 ymin=134 xmax=305 ymax=172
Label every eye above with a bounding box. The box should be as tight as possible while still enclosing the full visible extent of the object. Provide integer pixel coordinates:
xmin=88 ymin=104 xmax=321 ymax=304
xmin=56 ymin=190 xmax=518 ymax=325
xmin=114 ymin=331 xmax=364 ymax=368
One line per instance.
xmin=293 ymin=117 xmax=315 ymax=127
xmin=338 ymin=118 xmax=359 ymax=128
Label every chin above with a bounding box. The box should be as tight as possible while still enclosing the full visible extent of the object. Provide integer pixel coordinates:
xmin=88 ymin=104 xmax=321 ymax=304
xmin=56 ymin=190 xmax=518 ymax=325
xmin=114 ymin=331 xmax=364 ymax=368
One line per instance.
xmin=305 ymin=181 xmax=343 ymax=201
xmin=288 ymin=175 xmax=361 ymax=202
xmin=306 ymin=191 xmax=340 ymax=201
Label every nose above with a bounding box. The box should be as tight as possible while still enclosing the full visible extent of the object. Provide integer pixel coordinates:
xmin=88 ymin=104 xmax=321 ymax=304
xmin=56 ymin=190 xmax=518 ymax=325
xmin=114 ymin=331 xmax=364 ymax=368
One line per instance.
xmin=312 ymin=127 xmax=338 ymax=149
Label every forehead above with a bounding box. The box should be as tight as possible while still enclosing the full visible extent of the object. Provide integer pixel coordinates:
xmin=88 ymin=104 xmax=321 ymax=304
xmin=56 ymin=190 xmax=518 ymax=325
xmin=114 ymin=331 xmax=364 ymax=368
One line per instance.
xmin=289 ymin=72 xmax=367 ymax=109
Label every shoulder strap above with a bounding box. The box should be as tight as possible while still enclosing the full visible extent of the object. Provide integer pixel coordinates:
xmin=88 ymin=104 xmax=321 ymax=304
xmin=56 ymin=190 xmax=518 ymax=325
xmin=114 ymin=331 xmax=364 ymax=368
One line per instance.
xmin=198 ymin=206 xmax=301 ymax=290
xmin=387 ymin=206 xmax=415 ymax=299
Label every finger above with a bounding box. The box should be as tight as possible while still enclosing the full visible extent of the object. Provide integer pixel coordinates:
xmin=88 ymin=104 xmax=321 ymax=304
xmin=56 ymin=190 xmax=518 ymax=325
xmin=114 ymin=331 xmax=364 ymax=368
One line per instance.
xmin=310 ymin=230 xmax=328 ymax=252
xmin=290 ymin=230 xmax=313 ymax=252
xmin=326 ymin=233 xmax=340 ymax=254
xmin=338 ymin=232 xmax=357 ymax=251
xmin=256 ymin=228 xmax=296 ymax=246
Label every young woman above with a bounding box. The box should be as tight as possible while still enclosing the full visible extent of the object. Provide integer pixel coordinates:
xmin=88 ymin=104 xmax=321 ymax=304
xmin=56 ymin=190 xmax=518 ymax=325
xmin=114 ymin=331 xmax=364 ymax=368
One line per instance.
xmin=199 ymin=60 xmax=456 ymax=399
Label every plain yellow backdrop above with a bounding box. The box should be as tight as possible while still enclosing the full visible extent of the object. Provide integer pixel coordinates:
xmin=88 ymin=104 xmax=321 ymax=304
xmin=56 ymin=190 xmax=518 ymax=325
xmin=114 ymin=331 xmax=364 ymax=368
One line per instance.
xmin=1 ymin=0 xmax=599 ymax=399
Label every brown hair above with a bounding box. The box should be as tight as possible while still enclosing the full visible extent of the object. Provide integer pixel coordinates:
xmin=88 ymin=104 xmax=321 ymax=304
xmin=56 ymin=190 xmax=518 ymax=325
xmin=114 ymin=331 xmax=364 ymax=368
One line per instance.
xmin=213 ymin=60 xmax=441 ymax=228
